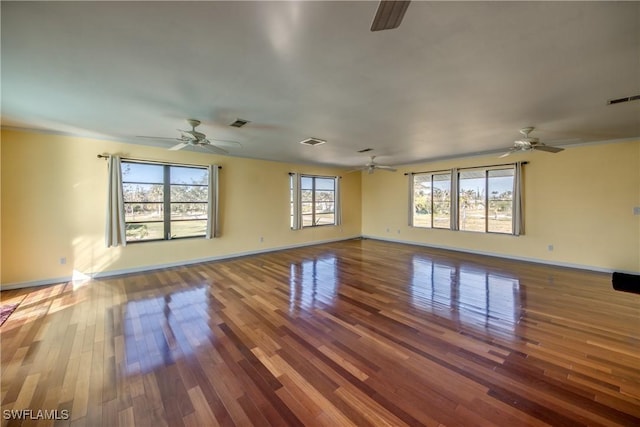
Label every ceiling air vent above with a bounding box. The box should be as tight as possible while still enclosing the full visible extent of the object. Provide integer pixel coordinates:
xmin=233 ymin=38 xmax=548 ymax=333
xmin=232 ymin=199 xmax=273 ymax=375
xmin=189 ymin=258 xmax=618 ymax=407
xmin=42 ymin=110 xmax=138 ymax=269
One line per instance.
xmin=229 ymin=118 xmax=250 ymax=128
xmin=299 ymin=137 xmax=326 ymax=146
xmin=607 ymin=95 xmax=640 ymax=105
xmin=358 ymin=148 xmax=373 ymax=153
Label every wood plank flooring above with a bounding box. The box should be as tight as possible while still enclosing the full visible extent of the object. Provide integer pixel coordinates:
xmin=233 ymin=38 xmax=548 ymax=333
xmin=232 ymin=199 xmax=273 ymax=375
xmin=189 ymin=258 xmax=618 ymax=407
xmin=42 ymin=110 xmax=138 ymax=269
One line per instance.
xmin=1 ymin=238 xmax=639 ymax=426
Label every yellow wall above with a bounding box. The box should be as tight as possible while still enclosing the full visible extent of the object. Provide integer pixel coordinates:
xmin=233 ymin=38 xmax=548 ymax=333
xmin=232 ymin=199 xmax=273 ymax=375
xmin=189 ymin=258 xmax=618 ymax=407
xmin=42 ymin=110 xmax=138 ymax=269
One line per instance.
xmin=2 ymin=128 xmax=638 ymax=288
xmin=362 ymin=139 xmax=640 ymax=273
xmin=1 ymin=129 xmax=361 ymax=286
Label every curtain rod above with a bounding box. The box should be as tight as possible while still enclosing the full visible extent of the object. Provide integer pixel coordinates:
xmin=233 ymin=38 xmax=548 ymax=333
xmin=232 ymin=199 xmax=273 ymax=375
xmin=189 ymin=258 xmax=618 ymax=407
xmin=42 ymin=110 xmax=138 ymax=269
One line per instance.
xmin=403 ymin=161 xmax=527 ymax=176
xmin=97 ymin=154 xmax=221 ymax=169
xmin=288 ymin=172 xmax=342 ymax=178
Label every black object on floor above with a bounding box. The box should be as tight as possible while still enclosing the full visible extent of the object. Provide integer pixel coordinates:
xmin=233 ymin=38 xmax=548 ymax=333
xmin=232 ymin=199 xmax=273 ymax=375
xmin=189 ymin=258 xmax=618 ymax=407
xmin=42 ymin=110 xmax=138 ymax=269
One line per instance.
xmin=612 ymin=272 xmax=640 ymax=294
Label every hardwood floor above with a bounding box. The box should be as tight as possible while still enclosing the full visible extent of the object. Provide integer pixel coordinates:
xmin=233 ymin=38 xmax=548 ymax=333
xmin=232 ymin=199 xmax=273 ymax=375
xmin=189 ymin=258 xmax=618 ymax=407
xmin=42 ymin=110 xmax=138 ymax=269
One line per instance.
xmin=1 ymin=239 xmax=639 ymax=426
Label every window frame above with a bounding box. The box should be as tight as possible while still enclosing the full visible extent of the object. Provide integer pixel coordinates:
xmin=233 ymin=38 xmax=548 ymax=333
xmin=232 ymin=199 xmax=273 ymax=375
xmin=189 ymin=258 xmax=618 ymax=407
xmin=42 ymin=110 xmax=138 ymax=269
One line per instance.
xmin=291 ymin=174 xmax=338 ymax=228
xmin=410 ymin=164 xmax=518 ymax=236
xmin=411 ymin=172 xmax=452 ymax=229
xmin=122 ymin=161 xmax=210 ymax=243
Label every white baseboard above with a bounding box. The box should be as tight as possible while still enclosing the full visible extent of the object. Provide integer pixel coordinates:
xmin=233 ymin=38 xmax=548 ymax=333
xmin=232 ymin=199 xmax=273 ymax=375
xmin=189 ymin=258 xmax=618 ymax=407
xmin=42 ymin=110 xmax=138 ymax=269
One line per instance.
xmin=3 ymin=234 xmax=635 ymax=290
xmin=0 ymin=236 xmax=360 ymax=290
xmin=362 ymin=235 xmax=639 ymax=275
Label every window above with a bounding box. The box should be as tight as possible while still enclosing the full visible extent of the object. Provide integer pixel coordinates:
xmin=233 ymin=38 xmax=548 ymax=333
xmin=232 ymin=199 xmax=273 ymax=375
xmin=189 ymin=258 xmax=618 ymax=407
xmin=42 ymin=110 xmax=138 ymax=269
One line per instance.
xmin=290 ymin=174 xmax=339 ymax=228
xmin=458 ymin=169 xmax=486 ymax=232
xmin=412 ymin=172 xmax=451 ymax=229
xmin=459 ymin=168 xmax=514 ymax=233
xmin=410 ymin=164 xmax=519 ymax=235
xmin=122 ymin=161 xmax=209 ymax=242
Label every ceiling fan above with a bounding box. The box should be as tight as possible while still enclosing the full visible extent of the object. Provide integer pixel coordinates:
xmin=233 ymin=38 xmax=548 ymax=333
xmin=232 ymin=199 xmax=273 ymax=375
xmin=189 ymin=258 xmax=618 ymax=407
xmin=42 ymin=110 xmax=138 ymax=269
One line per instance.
xmin=138 ymin=119 xmax=240 ymax=154
xmin=350 ymin=156 xmax=397 ymax=174
xmin=371 ymin=0 xmax=411 ymax=31
xmin=499 ymin=127 xmax=565 ymax=158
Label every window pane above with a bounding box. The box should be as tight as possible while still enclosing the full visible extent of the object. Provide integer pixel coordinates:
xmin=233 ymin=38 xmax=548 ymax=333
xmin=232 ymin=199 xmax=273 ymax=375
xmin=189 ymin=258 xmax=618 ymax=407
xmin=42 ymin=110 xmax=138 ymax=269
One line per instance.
xmin=315 ymin=178 xmax=335 ymax=191
xmin=170 ymin=185 xmax=208 ymax=202
xmin=459 ymin=170 xmax=486 ymax=232
xmin=122 ymin=163 xmax=163 ymax=183
xmin=123 ymin=183 xmax=163 ymax=202
xmin=302 ymin=214 xmax=314 ymax=227
xmin=126 ymin=222 xmax=164 ymax=241
xmin=301 ymin=190 xmax=313 ymax=202
xmin=171 ymin=220 xmax=207 ymax=238
xmin=301 ymin=202 xmax=313 ymax=214
xmin=315 ymin=190 xmax=334 ymax=202
xmin=432 ymin=173 xmax=451 ymax=229
xmin=315 ymin=213 xmax=335 ymax=225
xmin=171 ymin=203 xmax=208 ymax=220
xmin=301 ymin=177 xmax=313 ymax=190
xmin=488 ymin=169 xmax=514 ymax=233
xmin=413 ymin=174 xmax=432 ymax=228
xmin=170 ymin=166 xmax=208 ymax=185
xmin=124 ymin=203 xmax=163 ymax=221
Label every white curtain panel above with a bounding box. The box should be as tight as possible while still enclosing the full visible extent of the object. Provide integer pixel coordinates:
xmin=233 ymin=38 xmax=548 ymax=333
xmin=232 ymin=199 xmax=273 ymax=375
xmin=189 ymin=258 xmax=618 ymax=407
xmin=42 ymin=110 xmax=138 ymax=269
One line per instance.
xmin=334 ymin=176 xmax=342 ymax=226
xmin=513 ymin=162 xmax=524 ymax=236
xmin=206 ymin=165 xmax=220 ymax=239
xmin=291 ymin=173 xmax=302 ymax=230
xmin=105 ymin=155 xmax=126 ymax=247
xmin=407 ymin=173 xmax=414 ymax=226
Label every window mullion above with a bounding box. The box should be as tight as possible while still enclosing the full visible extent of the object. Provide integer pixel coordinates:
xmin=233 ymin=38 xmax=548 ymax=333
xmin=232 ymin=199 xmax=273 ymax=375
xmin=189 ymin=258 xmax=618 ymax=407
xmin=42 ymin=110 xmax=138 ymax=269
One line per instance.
xmin=430 ymin=175 xmax=435 ymax=228
xmin=164 ymin=165 xmax=171 ymax=239
xmin=312 ymin=177 xmax=316 ymax=226
xmin=485 ymin=170 xmax=489 ymax=232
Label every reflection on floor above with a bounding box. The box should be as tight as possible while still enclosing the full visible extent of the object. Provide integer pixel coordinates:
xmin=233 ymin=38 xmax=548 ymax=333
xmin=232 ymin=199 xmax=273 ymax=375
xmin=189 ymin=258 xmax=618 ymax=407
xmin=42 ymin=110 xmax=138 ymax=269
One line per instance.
xmin=1 ymin=239 xmax=639 ymax=426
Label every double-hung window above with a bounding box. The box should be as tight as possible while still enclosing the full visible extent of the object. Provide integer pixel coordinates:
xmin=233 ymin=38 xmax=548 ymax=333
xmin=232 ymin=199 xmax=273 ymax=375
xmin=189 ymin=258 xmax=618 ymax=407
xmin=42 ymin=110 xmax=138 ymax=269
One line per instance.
xmin=290 ymin=174 xmax=339 ymax=228
xmin=122 ymin=161 xmax=209 ymax=242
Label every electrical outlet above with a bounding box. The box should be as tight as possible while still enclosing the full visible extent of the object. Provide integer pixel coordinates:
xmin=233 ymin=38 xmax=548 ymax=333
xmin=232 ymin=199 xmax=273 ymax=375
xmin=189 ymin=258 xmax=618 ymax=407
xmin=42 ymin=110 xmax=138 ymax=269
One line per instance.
xmin=634 ymin=206 xmax=640 ymax=216
xmin=547 ymin=245 xmax=554 ymax=252
xmin=386 ymin=228 xmax=390 ymax=233
xmin=59 ymin=257 xmax=67 ymax=265
xmin=259 ymin=236 xmax=264 ymax=243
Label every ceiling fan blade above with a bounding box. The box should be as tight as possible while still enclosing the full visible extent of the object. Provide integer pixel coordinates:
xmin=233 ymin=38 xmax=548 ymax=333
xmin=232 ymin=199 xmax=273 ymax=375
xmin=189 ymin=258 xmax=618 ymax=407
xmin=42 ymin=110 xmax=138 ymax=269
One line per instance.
xmin=209 ymin=138 xmax=242 ymax=148
xmin=137 ymin=136 xmax=184 ymax=141
xmin=375 ymin=165 xmax=397 ymax=171
xmin=169 ymin=142 xmax=189 ymax=151
xmin=371 ymin=0 xmax=411 ymax=31
xmin=201 ymin=144 xmax=229 ymax=155
xmin=534 ymin=144 xmax=564 ymax=153
xmin=499 ymin=149 xmax=517 ymax=158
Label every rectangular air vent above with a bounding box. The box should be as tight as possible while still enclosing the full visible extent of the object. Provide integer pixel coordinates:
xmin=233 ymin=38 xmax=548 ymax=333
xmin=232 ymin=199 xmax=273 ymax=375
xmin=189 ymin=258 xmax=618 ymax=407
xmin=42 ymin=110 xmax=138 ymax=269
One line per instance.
xmin=607 ymin=95 xmax=640 ymax=105
xmin=229 ymin=118 xmax=250 ymax=128
xmin=357 ymin=148 xmax=373 ymax=153
xmin=299 ymin=137 xmax=326 ymax=146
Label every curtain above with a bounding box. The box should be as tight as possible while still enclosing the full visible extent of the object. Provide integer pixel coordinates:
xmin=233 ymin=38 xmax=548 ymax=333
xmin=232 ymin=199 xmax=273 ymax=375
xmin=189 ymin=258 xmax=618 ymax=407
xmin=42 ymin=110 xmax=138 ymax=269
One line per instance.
xmin=291 ymin=173 xmax=302 ymax=230
xmin=449 ymin=168 xmax=459 ymax=231
xmin=105 ymin=155 xmax=126 ymax=247
xmin=206 ymin=165 xmax=220 ymax=238
xmin=334 ymin=176 xmax=342 ymax=226
xmin=513 ymin=162 xmax=524 ymax=236
xmin=407 ymin=173 xmax=414 ymax=226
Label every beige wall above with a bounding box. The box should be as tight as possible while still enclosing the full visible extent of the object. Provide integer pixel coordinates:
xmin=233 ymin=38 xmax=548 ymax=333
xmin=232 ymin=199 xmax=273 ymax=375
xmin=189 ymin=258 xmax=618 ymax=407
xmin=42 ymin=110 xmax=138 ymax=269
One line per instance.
xmin=362 ymin=139 xmax=640 ymax=273
xmin=1 ymin=129 xmax=362 ymax=286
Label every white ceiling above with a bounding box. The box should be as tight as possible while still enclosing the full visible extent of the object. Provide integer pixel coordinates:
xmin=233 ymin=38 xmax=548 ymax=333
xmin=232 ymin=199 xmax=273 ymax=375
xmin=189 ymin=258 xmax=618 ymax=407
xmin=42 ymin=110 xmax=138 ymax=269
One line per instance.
xmin=2 ymin=1 xmax=639 ymax=168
